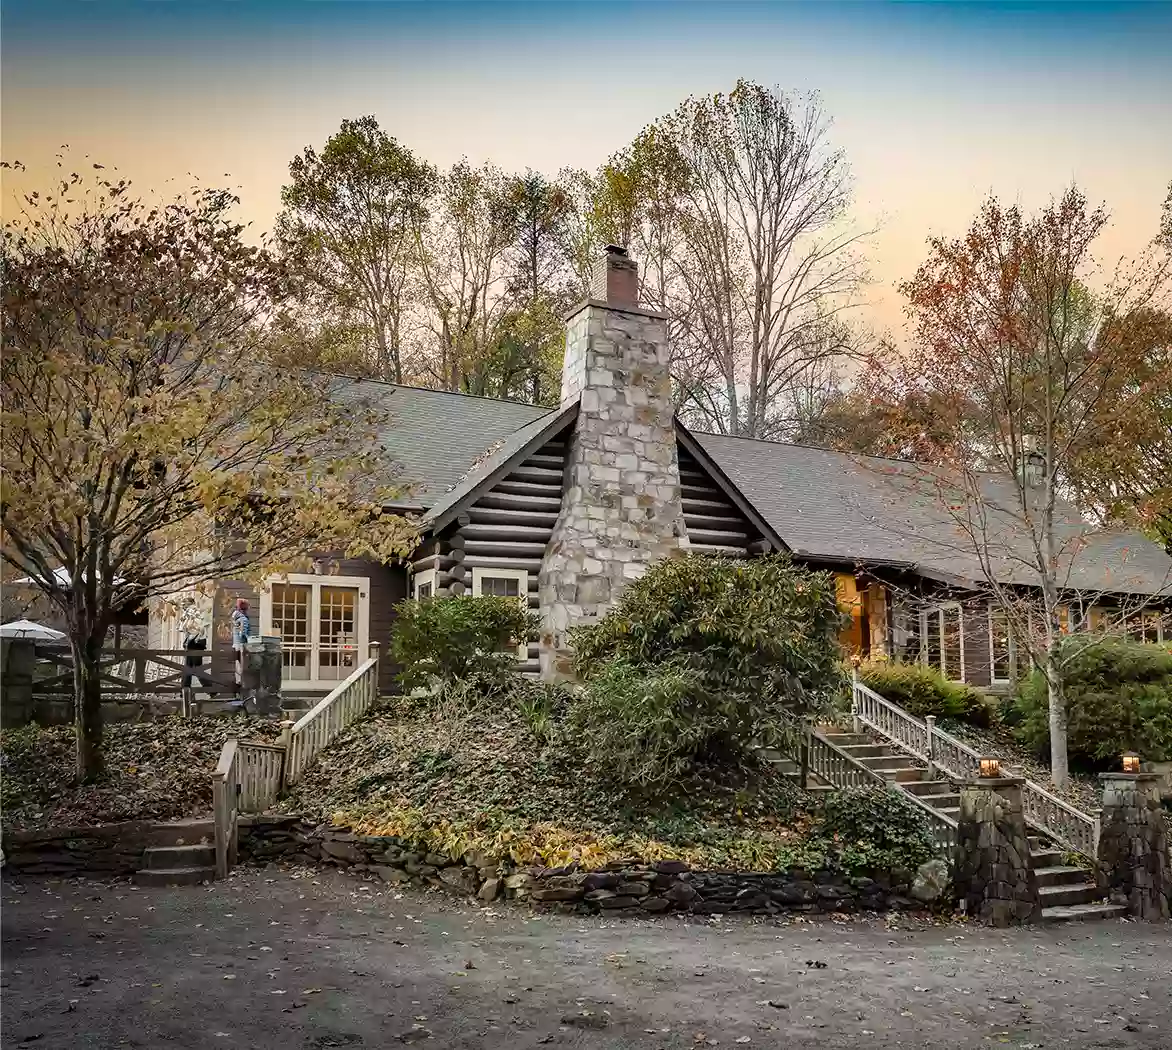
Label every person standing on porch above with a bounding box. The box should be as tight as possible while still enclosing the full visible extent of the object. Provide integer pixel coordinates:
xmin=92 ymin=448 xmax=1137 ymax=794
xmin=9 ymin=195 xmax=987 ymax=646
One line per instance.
xmin=179 ymin=598 xmax=212 ymax=690
xmin=230 ymin=598 xmax=251 ymax=697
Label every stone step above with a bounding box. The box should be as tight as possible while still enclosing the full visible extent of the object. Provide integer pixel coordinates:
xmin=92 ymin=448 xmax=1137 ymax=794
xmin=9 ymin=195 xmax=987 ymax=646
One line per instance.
xmin=838 ymin=743 xmax=898 ymax=759
xmin=934 ymin=806 xmax=961 ymax=820
xmin=919 ymin=792 xmax=961 ymax=810
xmin=134 ymin=865 xmax=215 ymax=887
xmin=143 ymin=844 xmax=215 ymax=871
xmin=902 ymin=779 xmax=959 ymax=797
xmin=821 ymin=733 xmax=872 ymax=748
xmin=1030 ymin=848 xmax=1066 ymax=869
xmin=1038 ymin=882 xmax=1103 ymax=908
xmin=873 ymin=766 xmax=928 ymax=783
xmin=1035 ymin=864 xmax=1096 ymax=888
xmin=859 ymin=753 xmax=925 ymax=770
xmin=145 ymin=819 xmax=215 ymax=848
xmin=1040 ymin=902 xmax=1128 ymax=924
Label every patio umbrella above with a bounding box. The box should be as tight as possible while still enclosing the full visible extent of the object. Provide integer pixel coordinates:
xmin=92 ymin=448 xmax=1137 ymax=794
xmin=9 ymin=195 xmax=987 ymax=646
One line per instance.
xmin=13 ymin=568 xmax=126 ymax=588
xmin=0 ymin=619 xmax=67 ymax=642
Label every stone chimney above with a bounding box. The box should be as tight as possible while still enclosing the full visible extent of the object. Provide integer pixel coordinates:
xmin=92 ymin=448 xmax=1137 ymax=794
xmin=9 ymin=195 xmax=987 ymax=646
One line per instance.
xmin=538 ymin=246 xmax=687 ymax=679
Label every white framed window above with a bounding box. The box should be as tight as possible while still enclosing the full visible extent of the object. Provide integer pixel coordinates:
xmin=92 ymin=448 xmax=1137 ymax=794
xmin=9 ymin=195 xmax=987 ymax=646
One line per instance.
xmin=471 ymin=567 xmax=530 ymax=660
xmin=260 ymin=573 xmax=369 ymax=689
xmin=412 ymin=568 xmax=436 ymax=600
xmin=921 ymin=602 xmax=965 ymax=682
xmin=988 ymin=602 xmax=1013 ymax=683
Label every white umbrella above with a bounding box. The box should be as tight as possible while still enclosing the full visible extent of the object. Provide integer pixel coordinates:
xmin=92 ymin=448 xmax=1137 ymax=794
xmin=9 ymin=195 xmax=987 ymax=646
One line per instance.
xmin=14 ymin=567 xmax=127 ymax=588
xmin=0 ymin=619 xmax=68 ymax=642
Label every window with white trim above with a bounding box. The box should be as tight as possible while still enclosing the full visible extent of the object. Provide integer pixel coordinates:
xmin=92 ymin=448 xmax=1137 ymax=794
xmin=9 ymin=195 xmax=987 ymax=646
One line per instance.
xmin=470 ymin=568 xmax=529 ymax=659
xmin=260 ymin=574 xmax=369 ymax=688
xmin=921 ymin=602 xmax=964 ymax=682
xmin=412 ymin=568 xmax=436 ymax=600
xmin=988 ymin=602 xmax=1013 ymax=683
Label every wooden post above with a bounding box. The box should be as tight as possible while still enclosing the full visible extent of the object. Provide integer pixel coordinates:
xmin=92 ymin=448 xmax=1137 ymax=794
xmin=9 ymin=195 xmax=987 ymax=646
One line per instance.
xmin=368 ymin=640 xmax=381 ymax=663
xmin=800 ymin=719 xmax=811 ymax=790
xmin=277 ymin=719 xmax=294 ymax=790
xmin=926 ymin=714 xmax=937 ymax=779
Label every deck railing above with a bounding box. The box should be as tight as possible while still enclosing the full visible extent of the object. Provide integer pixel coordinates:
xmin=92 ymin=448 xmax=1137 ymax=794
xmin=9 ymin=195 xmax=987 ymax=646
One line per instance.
xmin=851 ymin=673 xmax=1100 ymax=858
xmin=211 ymin=644 xmax=380 ymax=877
xmin=284 ymin=653 xmax=379 ymax=787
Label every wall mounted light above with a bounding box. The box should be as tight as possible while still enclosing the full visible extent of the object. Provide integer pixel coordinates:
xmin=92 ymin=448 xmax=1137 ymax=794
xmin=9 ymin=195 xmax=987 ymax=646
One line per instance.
xmin=978 ymin=756 xmax=1002 ymax=779
xmin=1122 ymin=751 xmax=1141 ymax=774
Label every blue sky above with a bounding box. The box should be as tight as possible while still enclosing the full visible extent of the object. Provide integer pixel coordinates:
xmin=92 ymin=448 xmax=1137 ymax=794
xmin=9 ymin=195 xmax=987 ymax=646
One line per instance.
xmin=4 ymin=0 xmax=1169 ymax=334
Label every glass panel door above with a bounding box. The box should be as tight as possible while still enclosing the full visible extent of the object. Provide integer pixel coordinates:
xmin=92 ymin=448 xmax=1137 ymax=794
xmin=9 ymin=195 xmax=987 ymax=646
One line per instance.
xmin=271 ymin=583 xmax=312 ymax=680
xmin=317 ymin=585 xmax=358 ymax=681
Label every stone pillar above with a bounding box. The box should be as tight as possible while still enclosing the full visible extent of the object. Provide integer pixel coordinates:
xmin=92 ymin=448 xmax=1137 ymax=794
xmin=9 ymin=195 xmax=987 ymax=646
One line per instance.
xmin=953 ymin=777 xmax=1042 ymax=926
xmin=1096 ymin=773 xmax=1170 ymax=921
xmin=538 ymin=247 xmax=687 ymax=680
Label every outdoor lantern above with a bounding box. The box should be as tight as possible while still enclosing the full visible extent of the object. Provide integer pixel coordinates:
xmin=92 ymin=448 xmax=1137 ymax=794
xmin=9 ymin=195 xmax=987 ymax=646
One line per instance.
xmin=1122 ymin=751 xmax=1141 ymax=774
xmin=978 ymin=756 xmax=1002 ymax=779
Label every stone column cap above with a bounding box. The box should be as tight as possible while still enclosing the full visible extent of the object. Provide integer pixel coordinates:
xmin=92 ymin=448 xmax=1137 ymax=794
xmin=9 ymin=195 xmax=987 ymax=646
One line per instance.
xmin=960 ymin=776 xmax=1025 ymax=788
xmin=562 ymin=298 xmax=669 ymax=323
xmin=1098 ymin=772 xmax=1160 ymax=783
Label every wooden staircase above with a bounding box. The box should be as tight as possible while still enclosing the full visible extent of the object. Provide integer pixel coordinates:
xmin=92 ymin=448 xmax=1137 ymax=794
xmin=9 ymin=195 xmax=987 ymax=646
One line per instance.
xmin=793 ymin=727 xmax=1126 ymax=925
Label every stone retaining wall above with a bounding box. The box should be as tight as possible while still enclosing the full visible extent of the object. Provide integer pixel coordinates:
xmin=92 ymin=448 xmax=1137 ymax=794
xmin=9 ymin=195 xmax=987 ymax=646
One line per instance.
xmin=240 ymin=816 xmax=935 ymax=916
xmin=1 ymin=822 xmax=155 ymax=877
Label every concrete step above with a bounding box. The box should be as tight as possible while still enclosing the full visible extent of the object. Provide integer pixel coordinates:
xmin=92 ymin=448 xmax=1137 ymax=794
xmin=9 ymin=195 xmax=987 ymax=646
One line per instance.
xmin=134 ymin=866 xmax=215 ymax=887
xmin=145 ymin=819 xmax=215 ymax=848
xmin=873 ymin=766 xmax=929 ymax=783
xmin=934 ymin=806 xmax=961 ymax=820
xmin=838 ymin=743 xmax=898 ymax=760
xmin=143 ymin=845 xmax=215 ymax=871
xmin=1030 ymin=849 xmax=1066 ymax=869
xmin=1041 ymin=902 xmax=1128 ymax=924
xmin=1035 ymin=865 xmax=1096 ymax=888
xmin=859 ymin=753 xmax=925 ymax=771
xmin=1038 ymin=882 xmax=1102 ymax=908
xmin=821 ymin=733 xmax=872 ymax=748
xmin=920 ymin=792 xmax=961 ymax=811
xmin=902 ymin=779 xmax=959 ymax=797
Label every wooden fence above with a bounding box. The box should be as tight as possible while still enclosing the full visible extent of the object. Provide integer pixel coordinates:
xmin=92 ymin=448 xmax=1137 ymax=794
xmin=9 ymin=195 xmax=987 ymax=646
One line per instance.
xmin=30 ymin=645 xmax=236 ymax=697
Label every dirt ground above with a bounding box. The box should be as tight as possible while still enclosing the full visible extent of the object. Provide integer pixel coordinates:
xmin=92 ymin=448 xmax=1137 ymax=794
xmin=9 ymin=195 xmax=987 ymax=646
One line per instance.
xmin=2 ymin=867 xmax=1169 ymax=1050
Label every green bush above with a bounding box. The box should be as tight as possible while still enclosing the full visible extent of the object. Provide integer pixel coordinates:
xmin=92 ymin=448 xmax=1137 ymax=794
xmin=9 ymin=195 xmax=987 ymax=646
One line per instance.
xmin=389 ymin=595 xmax=539 ymax=690
xmin=569 ymin=554 xmax=848 ymax=786
xmin=858 ymin=660 xmax=994 ymax=728
xmin=1013 ymin=635 xmax=1172 ymax=767
xmin=816 ymin=786 xmax=940 ymax=873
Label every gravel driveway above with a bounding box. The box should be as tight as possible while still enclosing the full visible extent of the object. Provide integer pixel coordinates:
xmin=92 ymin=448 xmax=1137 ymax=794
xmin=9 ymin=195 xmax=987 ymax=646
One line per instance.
xmin=2 ymin=867 xmax=1169 ymax=1049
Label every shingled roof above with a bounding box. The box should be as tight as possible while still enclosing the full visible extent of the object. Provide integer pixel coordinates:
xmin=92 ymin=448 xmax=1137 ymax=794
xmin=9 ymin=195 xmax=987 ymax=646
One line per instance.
xmin=341 ymin=377 xmax=1172 ymax=597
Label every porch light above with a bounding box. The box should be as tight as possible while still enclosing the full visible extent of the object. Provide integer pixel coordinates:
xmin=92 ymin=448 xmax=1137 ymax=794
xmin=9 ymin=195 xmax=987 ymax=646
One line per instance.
xmin=1122 ymin=752 xmax=1141 ymax=774
xmin=978 ymin=756 xmax=1002 ymax=779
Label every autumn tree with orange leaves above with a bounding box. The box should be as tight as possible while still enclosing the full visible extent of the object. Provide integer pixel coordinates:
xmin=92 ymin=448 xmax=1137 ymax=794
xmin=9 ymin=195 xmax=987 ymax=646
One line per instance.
xmin=876 ymin=187 xmax=1171 ymax=787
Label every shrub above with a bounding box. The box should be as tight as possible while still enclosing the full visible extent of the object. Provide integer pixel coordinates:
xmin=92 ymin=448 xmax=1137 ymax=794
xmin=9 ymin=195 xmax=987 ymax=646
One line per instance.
xmin=858 ymin=660 xmax=994 ymax=728
xmin=389 ymin=595 xmax=539 ymax=690
xmin=569 ymin=554 xmax=848 ymax=786
xmin=1013 ymin=635 xmax=1172 ymax=767
xmin=816 ymin=786 xmax=940 ymax=872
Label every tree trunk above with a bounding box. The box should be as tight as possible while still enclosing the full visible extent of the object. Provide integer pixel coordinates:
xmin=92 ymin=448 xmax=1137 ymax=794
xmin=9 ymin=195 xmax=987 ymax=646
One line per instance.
xmin=1045 ymin=645 xmax=1069 ymax=789
xmin=73 ymin=632 xmax=106 ymax=783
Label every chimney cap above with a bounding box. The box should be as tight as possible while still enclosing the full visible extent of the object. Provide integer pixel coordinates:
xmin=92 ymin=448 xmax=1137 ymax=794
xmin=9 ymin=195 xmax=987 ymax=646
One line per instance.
xmin=604 ymin=244 xmax=629 ymax=258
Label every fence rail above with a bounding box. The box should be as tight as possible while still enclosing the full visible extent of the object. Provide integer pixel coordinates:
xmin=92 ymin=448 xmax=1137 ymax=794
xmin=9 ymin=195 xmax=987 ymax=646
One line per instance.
xmin=31 ymin=644 xmax=236 ymax=696
xmin=212 ymin=739 xmax=240 ymax=880
xmin=851 ymin=673 xmax=1100 ymax=857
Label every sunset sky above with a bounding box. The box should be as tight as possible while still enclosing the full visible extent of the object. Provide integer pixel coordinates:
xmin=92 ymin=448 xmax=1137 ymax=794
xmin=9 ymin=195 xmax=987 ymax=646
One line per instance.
xmin=3 ymin=0 xmax=1170 ymax=338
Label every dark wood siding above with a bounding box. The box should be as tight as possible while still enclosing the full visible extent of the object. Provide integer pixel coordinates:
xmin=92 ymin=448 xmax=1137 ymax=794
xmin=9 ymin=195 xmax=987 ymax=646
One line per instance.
xmin=411 ymin=423 xmax=572 ymax=675
xmin=678 ymin=445 xmax=763 ymax=555
xmin=960 ymin=597 xmax=993 ymax=688
xmin=212 ymin=554 xmax=408 ymax=696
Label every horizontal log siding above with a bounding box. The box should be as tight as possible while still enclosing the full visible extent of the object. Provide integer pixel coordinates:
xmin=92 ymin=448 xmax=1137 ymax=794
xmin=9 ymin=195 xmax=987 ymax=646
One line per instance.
xmin=212 ymin=555 xmax=407 ymax=695
xmin=678 ymin=445 xmax=762 ymax=555
xmin=430 ymin=429 xmax=570 ymax=676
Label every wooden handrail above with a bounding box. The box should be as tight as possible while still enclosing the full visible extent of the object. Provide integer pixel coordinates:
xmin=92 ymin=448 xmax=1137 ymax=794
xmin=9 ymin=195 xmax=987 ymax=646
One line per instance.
xmin=285 ymin=655 xmax=379 ymax=787
xmin=851 ymin=673 xmax=1100 ymax=857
